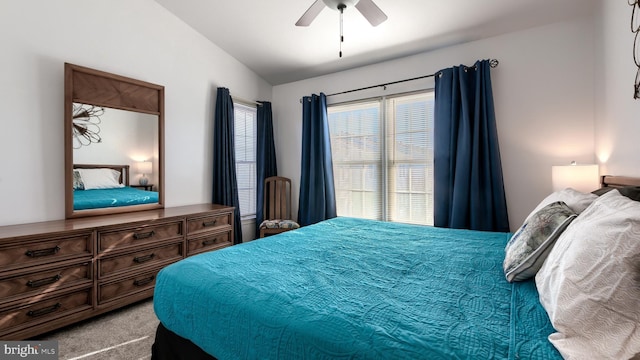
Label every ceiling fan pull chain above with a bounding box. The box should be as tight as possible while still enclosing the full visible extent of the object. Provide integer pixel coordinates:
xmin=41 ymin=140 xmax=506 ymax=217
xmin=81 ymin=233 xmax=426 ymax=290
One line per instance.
xmin=339 ymin=4 xmax=345 ymax=57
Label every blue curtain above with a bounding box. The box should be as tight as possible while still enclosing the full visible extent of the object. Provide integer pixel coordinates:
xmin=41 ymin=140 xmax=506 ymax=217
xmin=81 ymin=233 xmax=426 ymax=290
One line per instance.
xmin=298 ymin=93 xmax=337 ymax=226
xmin=433 ymin=60 xmax=510 ymax=232
xmin=255 ymin=101 xmax=278 ymax=234
xmin=212 ymin=87 xmax=243 ymax=244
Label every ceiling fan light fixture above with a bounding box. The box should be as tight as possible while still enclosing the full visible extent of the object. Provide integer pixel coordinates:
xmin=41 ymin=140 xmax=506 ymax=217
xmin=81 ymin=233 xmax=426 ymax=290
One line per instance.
xmin=296 ymin=0 xmax=387 ymax=56
xmin=322 ymin=0 xmax=359 ymax=11
xmin=296 ymin=0 xmax=386 ymax=27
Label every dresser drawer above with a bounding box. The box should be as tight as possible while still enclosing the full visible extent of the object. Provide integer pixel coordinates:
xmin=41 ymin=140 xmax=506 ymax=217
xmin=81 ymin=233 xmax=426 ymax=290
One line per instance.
xmin=187 ymin=212 xmax=231 ymax=236
xmin=0 ymin=233 xmax=92 ymax=271
xmin=98 ymin=221 xmax=183 ymax=253
xmin=0 ymin=288 xmax=92 ymax=334
xmin=0 ymin=262 xmax=92 ymax=304
xmin=98 ymin=268 xmax=160 ymax=304
xmin=98 ymin=242 xmax=183 ymax=279
xmin=187 ymin=231 xmax=232 ymax=256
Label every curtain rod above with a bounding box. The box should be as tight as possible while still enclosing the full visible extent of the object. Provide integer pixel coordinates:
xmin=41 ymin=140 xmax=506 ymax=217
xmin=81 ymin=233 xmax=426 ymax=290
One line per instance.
xmin=320 ymin=59 xmax=499 ymax=99
xmin=231 ymin=96 xmax=263 ymax=107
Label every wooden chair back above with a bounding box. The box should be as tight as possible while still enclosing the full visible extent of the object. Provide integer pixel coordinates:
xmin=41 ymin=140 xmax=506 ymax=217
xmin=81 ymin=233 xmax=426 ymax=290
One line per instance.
xmin=264 ymin=176 xmax=292 ymax=221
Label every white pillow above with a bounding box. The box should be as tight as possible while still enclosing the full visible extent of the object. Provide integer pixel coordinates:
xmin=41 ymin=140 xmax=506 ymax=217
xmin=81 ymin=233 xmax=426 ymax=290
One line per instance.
xmin=76 ymin=168 xmax=125 ymax=190
xmin=535 ymin=190 xmax=640 ymax=359
xmin=526 ymin=187 xmax=597 ymax=221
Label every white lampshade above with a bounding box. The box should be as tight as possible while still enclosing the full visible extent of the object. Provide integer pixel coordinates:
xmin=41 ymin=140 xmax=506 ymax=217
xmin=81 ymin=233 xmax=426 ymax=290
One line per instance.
xmin=552 ymin=162 xmax=599 ymax=193
xmin=137 ymin=161 xmax=152 ymax=174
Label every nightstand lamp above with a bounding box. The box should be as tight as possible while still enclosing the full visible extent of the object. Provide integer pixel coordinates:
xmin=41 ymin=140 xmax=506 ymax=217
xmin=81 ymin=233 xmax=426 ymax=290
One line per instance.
xmin=552 ymin=161 xmax=599 ymax=193
xmin=137 ymin=161 xmax=152 ymax=186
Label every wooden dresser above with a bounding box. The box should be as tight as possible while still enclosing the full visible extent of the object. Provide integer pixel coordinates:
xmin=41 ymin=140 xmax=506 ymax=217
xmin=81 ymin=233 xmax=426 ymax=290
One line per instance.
xmin=0 ymin=204 xmax=234 ymax=340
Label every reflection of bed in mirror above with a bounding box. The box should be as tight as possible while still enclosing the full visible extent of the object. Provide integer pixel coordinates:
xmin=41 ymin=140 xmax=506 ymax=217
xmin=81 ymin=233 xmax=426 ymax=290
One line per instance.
xmin=73 ymin=164 xmax=158 ymax=210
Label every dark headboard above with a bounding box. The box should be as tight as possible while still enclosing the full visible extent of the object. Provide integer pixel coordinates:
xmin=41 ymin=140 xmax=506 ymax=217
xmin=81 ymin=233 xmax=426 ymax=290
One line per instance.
xmin=73 ymin=164 xmax=130 ymax=186
xmin=600 ymin=175 xmax=640 ymax=189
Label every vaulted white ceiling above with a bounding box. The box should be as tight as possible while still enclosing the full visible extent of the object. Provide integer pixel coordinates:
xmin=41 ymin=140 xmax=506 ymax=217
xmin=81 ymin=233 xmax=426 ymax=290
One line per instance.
xmin=155 ymin=0 xmax=596 ymax=85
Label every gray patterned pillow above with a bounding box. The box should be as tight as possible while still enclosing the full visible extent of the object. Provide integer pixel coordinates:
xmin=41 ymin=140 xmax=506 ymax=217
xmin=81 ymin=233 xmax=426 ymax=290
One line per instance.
xmin=73 ymin=170 xmax=85 ymax=190
xmin=503 ymin=201 xmax=576 ymax=282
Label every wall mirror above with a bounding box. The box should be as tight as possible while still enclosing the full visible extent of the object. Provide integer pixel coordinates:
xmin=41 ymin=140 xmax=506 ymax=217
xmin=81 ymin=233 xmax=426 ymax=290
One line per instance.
xmin=64 ymin=63 xmax=165 ymax=218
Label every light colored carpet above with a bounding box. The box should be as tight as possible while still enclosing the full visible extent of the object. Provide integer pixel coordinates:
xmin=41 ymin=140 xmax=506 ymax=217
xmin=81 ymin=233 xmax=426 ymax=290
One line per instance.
xmin=37 ymin=299 xmax=158 ymax=360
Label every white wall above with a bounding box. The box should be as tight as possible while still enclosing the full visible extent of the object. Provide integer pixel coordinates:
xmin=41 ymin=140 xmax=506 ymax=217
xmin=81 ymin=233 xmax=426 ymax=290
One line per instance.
xmin=0 ymin=0 xmax=271 ymax=243
xmin=273 ymin=15 xmax=596 ymax=231
xmin=595 ymin=1 xmax=640 ymax=176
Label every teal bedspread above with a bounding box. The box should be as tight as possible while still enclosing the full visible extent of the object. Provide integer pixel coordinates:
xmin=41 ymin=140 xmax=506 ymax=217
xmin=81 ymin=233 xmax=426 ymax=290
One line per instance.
xmin=73 ymin=187 xmax=158 ymax=210
xmin=153 ymin=217 xmax=561 ymax=360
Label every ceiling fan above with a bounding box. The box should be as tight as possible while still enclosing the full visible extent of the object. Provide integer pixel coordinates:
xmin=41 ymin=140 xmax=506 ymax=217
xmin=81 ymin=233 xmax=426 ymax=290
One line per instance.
xmin=296 ymin=0 xmax=388 ymax=27
xmin=296 ymin=0 xmax=388 ymax=57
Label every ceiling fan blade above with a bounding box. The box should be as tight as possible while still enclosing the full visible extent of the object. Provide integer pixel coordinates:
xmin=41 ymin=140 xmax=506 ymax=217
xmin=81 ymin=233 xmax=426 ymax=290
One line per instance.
xmin=296 ymin=0 xmax=326 ymax=27
xmin=355 ymin=0 xmax=388 ymax=26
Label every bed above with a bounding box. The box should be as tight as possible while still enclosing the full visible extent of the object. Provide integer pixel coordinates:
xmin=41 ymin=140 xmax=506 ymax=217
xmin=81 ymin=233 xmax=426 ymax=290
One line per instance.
xmin=151 ymin=176 xmax=640 ymax=360
xmin=72 ymin=164 xmax=158 ymax=210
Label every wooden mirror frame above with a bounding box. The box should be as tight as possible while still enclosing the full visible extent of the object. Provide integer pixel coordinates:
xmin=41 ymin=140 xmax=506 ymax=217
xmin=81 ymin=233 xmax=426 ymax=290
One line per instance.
xmin=64 ymin=63 xmax=165 ymax=218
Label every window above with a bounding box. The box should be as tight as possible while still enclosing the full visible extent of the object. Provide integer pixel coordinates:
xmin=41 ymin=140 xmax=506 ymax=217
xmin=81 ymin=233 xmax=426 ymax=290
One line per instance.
xmin=327 ymin=91 xmax=434 ymax=225
xmin=234 ymin=102 xmax=257 ymax=219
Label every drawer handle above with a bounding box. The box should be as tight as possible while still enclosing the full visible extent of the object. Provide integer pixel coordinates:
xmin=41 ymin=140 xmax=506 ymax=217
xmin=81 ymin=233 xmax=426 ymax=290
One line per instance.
xmin=27 ymin=303 xmax=62 ymax=317
xmin=202 ymin=238 xmax=219 ymax=246
xmin=133 ymin=275 xmax=155 ymax=287
xmin=25 ymin=246 xmax=61 ymax=258
xmin=27 ymin=274 xmax=62 ymax=288
xmin=133 ymin=230 xmax=155 ymax=240
xmin=133 ymin=253 xmax=155 ymax=264
xmin=202 ymin=219 xmax=218 ymax=227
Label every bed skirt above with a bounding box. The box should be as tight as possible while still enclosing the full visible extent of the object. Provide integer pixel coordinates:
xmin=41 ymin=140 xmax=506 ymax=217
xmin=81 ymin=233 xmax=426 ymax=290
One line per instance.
xmin=151 ymin=323 xmax=216 ymax=360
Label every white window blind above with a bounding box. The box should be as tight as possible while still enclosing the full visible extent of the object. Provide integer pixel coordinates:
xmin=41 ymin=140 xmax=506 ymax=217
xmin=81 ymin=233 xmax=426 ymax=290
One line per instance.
xmin=234 ymin=102 xmax=257 ymax=219
xmin=328 ymin=91 xmax=434 ymax=225
xmin=328 ymin=101 xmax=383 ymax=220
xmin=385 ymin=93 xmax=434 ymax=225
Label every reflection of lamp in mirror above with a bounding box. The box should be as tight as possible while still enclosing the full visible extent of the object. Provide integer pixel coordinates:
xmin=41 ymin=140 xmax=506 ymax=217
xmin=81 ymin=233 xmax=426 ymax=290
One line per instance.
xmin=137 ymin=161 xmax=152 ymax=186
xmin=552 ymin=161 xmax=599 ymax=193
